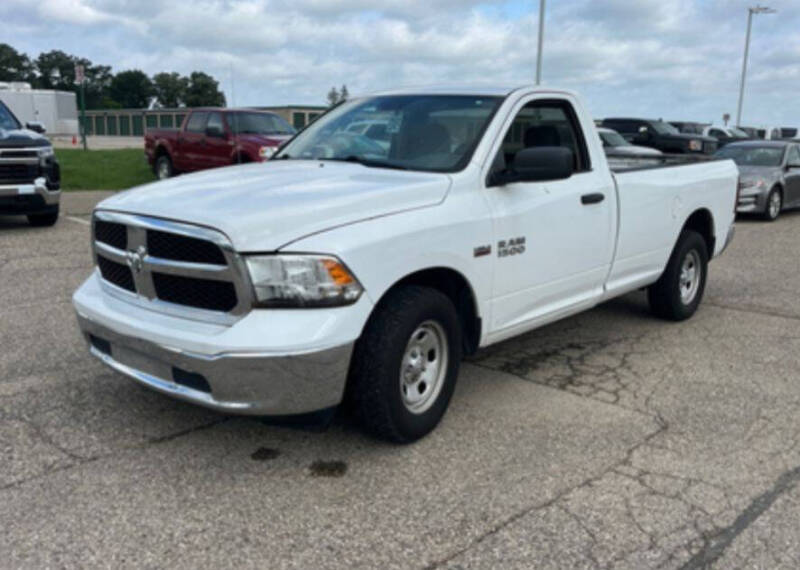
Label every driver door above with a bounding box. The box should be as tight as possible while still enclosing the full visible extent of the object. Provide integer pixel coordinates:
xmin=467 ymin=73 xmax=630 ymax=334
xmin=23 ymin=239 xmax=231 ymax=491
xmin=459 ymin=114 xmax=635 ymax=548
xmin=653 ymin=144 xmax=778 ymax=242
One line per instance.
xmin=484 ymin=96 xmax=616 ymax=339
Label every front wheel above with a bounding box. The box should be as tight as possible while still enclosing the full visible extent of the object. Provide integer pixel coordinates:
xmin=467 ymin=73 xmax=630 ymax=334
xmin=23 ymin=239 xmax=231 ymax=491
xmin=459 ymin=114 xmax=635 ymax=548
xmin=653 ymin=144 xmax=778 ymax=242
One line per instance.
xmin=648 ymin=230 xmax=708 ymax=321
xmin=155 ymin=155 xmax=173 ymax=180
xmin=763 ymin=187 xmax=782 ymax=221
xmin=347 ymin=286 xmax=463 ymax=443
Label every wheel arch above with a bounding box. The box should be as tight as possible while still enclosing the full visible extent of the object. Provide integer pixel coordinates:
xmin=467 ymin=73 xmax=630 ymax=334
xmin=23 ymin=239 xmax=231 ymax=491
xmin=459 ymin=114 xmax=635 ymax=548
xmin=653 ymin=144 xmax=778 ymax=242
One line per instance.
xmin=681 ymin=208 xmax=715 ymax=257
xmin=371 ymin=266 xmax=482 ymax=355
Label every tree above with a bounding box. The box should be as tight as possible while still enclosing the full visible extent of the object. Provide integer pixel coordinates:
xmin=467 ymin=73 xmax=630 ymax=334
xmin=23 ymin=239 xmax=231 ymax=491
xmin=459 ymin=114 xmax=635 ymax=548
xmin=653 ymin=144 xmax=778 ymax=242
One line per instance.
xmin=326 ymin=86 xmax=340 ymax=107
xmin=0 ymin=44 xmax=35 ymax=83
xmin=32 ymin=50 xmax=112 ymax=109
xmin=339 ymin=84 xmax=349 ymax=102
xmin=153 ymin=72 xmax=188 ymax=108
xmin=109 ymin=69 xmax=154 ymax=108
xmin=184 ymin=71 xmax=226 ymax=107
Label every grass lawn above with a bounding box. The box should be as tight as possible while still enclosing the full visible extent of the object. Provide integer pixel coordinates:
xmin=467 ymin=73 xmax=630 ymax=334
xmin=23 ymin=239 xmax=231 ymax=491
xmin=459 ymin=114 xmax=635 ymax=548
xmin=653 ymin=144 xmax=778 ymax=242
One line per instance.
xmin=56 ymin=148 xmax=155 ymax=191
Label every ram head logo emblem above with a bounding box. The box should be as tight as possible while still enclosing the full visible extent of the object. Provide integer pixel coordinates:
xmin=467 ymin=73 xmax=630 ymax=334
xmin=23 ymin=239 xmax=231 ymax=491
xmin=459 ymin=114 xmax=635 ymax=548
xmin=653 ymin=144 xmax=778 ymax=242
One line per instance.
xmin=126 ymin=245 xmax=147 ymax=274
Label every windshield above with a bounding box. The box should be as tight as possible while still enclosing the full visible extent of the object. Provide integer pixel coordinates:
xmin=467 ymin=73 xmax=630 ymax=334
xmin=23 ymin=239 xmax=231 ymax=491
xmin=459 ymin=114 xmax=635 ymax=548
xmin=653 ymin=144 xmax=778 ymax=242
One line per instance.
xmin=652 ymin=121 xmax=680 ymax=135
xmin=715 ymin=146 xmax=785 ymax=167
xmin=600 ymin=130 xmax=629 ymax=147
xmin=228 ymin=112 xmax=295 ymax=135
xmin=0 ymin=102 xmax=20 ymax=130
xmin=729 ymin=127 xmax=748 ymax=138
xmin=274 ymin=94 xmax=503 ymax=172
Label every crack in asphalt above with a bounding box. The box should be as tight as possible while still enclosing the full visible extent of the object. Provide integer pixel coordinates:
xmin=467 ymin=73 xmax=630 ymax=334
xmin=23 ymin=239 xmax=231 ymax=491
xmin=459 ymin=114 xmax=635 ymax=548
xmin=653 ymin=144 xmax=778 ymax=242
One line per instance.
xmin=679 ymin=462 xmax=800 ymax=570
xmin=706 ymin=301 xmax=800 ymax=323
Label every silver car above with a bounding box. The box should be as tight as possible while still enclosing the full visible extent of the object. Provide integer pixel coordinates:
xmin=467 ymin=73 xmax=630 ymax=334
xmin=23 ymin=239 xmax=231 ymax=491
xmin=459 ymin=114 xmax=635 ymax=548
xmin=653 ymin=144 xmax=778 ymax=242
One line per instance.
xmin=598 ymin=127 xmax=662 ymax=169
xmin=716 ymin=141 xmax=800 ymax=221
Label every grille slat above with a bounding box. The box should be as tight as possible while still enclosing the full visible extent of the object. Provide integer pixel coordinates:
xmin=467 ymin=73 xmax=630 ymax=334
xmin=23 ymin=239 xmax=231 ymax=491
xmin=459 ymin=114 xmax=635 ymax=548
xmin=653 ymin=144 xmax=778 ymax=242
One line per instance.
xmin=147 ymin=230 xmax=226 ymax=265
xmin=94 ymin=220 xmax=128 ymax=250
xmin=153 ymin=273 xmax=237 ymax=312
xmin=97 ymin=256 xmax=135 ymax=292
xmin=0 ymin=164 xmax=37 ymax=184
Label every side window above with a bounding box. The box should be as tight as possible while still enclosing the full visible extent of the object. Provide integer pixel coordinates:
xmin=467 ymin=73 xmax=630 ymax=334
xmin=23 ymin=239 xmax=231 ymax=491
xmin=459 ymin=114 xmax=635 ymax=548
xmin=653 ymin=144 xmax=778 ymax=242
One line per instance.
xmin=790 ymin=146 xmax=800 ymax=165
xmin=610 ymin=121 xmax=631 ymax=134
xmin=710 ymin=129 xmax=725 ymax=138
xmin=206 ymin=112 xmax=223 ymax=133
xmin=499 ymin=99 xmax=590 ymax=172
xmin=185 ymin=112 xmax=208 ymax=133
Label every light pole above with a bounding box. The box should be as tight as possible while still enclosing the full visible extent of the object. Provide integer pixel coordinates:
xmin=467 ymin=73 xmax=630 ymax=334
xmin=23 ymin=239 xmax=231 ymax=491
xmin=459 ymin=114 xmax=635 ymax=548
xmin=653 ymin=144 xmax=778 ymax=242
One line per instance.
xmin=735 ymin=5 xmax=775 ymax=127
xmin=535 ymin=0 xmax=546 ymax=85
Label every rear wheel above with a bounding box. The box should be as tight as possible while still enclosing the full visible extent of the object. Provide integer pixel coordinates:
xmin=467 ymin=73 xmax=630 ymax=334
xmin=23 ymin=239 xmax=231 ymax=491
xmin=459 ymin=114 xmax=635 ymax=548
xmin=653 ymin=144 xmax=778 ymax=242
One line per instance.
xmin=348 ymin=286 xmax=462 ymax=443
xmin=27 ymin=206 xmax=59 ymax=227
xmin=155 ymin=154 xmax=173 ymax=180
xmin=648 ymin=230 xmax=708 ymax=321
xmin=763 ymin=187 xmax=782 ymax=221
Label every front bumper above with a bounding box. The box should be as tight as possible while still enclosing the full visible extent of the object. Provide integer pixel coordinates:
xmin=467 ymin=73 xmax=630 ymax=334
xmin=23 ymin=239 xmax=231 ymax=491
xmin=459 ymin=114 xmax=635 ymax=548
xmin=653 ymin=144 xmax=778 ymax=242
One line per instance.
xmin=0 ymin=177 xmax=60 ymax=215
xmin=73 ymin=273 xmax=370 ymax=415
xmin=736 ymin=190 xmax=767 ymax=214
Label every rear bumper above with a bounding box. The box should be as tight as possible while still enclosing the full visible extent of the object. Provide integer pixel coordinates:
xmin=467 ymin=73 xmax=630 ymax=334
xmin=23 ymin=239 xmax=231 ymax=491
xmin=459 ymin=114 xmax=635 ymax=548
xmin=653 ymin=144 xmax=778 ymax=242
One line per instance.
xmin=0 ymin=177 xmax=60 ymax=214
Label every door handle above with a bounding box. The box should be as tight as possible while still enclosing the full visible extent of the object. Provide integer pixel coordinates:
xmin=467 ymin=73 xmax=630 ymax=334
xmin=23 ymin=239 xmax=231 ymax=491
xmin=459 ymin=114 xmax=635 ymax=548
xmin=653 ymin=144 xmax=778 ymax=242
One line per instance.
xmin=581 ymin=193 xmax=605 ymax=205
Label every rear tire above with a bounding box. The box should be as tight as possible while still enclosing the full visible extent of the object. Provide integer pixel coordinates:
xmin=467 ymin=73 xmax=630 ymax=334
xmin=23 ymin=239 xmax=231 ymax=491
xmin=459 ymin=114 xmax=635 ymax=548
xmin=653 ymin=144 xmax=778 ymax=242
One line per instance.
xmin=27 ymin=206 xmax=59 ymax=227
xmin=155 ymin=154 xmax=173 ymax=180
xmin=348 ymin=286 xmax=462 ymax=443
xmin=648 ymin=230 xmax=708 ymax=321
xmin=763 ymin=187 xmax=782 ymax=221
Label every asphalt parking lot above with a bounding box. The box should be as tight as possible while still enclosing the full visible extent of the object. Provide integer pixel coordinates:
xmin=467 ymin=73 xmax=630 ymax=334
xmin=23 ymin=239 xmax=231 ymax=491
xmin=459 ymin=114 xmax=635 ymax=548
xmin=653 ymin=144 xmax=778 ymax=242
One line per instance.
xmin=2 ymin=193 xmax=800 ymax=569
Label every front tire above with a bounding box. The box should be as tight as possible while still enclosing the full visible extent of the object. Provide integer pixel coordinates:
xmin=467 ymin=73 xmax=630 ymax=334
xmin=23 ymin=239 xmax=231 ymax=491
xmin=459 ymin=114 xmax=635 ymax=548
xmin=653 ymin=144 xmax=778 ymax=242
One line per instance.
xmin=348 ymin=286 xmax=463 ymax=443
xmin=27 ymin=206 xmax=59 ymax=227
xmin=155 ymin=154 xmax=173 ymax=180
xmin=763 ymin=187 xmax=782 ymax=221
xmin=648 ymin=230 xmax=708 ymax=321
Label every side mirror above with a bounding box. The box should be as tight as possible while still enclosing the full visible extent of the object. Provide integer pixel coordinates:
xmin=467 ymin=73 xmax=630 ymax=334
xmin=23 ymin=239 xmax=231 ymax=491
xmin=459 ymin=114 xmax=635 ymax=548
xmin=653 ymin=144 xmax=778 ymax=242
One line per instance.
xmin=489 ymin=147 xmax=574 ymax=186
xmin=26 ymin=121 xmax=46 ymax=134
xmin=205 ymin=125 xmax=225 ymax=138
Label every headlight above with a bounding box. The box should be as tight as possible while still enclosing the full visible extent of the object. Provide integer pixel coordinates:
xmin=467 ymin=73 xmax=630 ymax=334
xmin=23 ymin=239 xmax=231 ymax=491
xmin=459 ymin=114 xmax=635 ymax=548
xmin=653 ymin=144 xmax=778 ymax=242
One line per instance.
xmin=246 ymin=254 xmax=363 ymax=308
xmin=739 ymin=179 xmax=766 ymax=190
xmin=37 ymin=146 xmax=55 ymax=164
xmin=258 ymin=146 xmax=277 ymax=159
xmin=688 ymin=140 xmax=702 ymax=152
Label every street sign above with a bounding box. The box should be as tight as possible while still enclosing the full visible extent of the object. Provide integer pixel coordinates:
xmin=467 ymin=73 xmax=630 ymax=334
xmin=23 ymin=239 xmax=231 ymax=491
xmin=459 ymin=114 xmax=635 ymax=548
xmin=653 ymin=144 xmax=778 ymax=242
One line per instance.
xmin=74 ymin=64 xmax=85 ymax=85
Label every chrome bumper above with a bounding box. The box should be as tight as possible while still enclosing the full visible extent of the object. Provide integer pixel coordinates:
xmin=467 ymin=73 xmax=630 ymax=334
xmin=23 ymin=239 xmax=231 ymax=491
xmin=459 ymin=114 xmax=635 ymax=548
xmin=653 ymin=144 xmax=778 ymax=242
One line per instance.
xmin=0 ymin=177 xmax=60 ymax=207
xmin=76 ymin=312 xmax=354 ymax=415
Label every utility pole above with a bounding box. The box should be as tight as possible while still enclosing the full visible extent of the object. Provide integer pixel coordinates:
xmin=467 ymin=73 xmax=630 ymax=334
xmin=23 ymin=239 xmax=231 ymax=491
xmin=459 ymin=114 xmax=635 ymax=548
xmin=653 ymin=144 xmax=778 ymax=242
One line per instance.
xmin=735 ymin=5 xmax=775 ymax=127
xmin=75 ymin=64 xmax=88 ymax=150
xmin=535 ymin=0 xmax=546 ymax=85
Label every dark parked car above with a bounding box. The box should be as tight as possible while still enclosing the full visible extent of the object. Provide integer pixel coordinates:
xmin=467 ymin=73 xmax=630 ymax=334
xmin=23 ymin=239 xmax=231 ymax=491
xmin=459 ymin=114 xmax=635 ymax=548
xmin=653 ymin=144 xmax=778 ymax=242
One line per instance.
xmin=601 ymin=118 xmax=718 ymax=155
xmin=0 ymin=99 xmax=60 ymax=226
xmin=716 ymin=140 xmax=800 ymax=221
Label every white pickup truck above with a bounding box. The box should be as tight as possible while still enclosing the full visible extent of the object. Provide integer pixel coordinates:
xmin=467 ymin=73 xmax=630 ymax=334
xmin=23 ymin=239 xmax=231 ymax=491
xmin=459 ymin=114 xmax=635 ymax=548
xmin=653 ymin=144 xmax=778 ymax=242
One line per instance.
xmin=73 ymin=86 xmax=737 ymax=442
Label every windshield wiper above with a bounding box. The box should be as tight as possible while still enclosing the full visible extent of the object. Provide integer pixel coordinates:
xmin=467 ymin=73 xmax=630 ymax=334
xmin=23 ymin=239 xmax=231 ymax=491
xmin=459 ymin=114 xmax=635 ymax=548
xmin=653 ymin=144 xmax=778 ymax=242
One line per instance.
xmin=324 ymin=156 xmax=408 ymax=171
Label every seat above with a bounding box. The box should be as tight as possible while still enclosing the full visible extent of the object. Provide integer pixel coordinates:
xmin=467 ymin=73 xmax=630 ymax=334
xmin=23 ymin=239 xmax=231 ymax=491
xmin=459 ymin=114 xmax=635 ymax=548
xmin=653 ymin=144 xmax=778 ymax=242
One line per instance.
xmin=395 ymin=122 xmax=451 ymax=160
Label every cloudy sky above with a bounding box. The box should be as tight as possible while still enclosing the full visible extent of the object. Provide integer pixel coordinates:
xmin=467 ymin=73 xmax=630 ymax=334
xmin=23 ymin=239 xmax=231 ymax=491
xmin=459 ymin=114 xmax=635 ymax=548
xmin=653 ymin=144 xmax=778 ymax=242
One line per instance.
xmin=3 ymin=0 xmax=799 ymax=126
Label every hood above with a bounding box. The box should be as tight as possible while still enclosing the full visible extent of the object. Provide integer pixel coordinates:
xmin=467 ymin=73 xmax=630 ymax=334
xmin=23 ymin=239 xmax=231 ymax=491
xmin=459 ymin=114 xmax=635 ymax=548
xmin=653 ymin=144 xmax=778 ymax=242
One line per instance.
xmin=97 ymin=160 xmax=451 ymax=251
xmin=662 ymin=132 xmax=716 ymax=143
xmin=737 ymin=165 xmax=781 ymax=182
xmin=235 ymin=133 xmax=293 ymax=147
xmin=0 ymin=128 xmax=51 ymax=148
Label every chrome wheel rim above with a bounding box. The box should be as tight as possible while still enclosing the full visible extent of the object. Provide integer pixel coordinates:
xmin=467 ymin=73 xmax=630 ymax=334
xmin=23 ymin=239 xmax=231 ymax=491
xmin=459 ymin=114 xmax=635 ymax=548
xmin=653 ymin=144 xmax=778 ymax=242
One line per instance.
xmin=679 ymin=250 xmax=701 ymax=305
xmin=157 ymin=159 xmax=170 ymax=179
xmin=400 ymin=320 xmax=448 ymax=414
xmin=769 ymin=191 xmax=781 ymax=219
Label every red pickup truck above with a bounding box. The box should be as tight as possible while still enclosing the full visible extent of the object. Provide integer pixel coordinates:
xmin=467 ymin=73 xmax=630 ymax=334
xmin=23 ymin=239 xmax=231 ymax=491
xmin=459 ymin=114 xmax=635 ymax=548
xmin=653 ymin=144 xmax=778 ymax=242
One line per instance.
xmin=144 ymin=108 xmax=296 ymax=179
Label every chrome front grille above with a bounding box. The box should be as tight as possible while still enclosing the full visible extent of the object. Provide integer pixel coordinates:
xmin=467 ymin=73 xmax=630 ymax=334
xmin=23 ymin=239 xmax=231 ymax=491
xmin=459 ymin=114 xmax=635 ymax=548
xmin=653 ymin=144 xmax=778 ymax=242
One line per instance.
xmin=92 ymin=211 xmax=252 ymax=323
